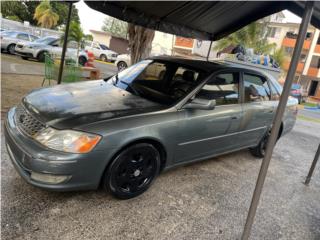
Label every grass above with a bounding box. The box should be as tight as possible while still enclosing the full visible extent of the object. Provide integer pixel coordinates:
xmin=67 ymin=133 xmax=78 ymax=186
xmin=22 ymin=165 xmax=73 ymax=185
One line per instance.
xmin=302 ymin=102 xmax=318 ymax=108
xmin=297 ymin=115 xmax=320 ymax=124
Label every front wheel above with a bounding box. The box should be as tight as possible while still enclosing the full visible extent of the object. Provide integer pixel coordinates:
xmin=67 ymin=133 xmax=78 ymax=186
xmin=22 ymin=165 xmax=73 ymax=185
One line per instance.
xmin=78 ymin=56 xmax=87 ymax=66
xmin=103 ymin=143 xmax=161 ymax=199
xmin=37 ymin=52 xmax=46 ymax=62
xmin=100 ymin=54 xmax=107 ymax=62
xmin=7 ymin=44 xmax=16 ymax=54
xmin=117 ymin=61 xmax=127 ymax=71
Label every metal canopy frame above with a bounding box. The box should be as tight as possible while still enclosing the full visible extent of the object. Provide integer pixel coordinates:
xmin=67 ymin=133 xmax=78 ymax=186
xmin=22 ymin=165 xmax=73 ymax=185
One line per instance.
xmin=58 ymin=1 xmax=318 ymax=239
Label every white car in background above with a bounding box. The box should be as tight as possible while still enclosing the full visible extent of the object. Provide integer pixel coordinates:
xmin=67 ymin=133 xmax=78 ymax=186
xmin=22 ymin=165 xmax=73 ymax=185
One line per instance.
xmin=84 ymin=41 xmax=118 ymax=62
xmin=115 ymin=53 xmax=131 ymax=71
xmin=1 ymin=31 xmax=39 ymax=54
xmin=15 ymin=36 xmax=88 ymax=65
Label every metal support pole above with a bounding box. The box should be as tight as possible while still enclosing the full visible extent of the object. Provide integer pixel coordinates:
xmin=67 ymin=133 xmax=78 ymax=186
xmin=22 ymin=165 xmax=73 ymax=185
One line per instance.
xmin=206 ymin=41 xmax=213 ymax=61
xmin=241 ymin=2 xmax=314 ymax=240
xmin=57 ymin=1 xmax=73 ymax=84
xmin=305 ymin=143 xmax=320 ymax=185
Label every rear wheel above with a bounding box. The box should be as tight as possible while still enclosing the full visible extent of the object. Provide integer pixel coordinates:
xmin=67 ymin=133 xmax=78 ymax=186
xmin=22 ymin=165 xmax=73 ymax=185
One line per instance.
xmin=103 ymin=143 xmax=161 ymax=199
xmin=250 ymin=130 xmax=271 ymax=158
xmin=7 ymin=44 xmax=16 ymax=54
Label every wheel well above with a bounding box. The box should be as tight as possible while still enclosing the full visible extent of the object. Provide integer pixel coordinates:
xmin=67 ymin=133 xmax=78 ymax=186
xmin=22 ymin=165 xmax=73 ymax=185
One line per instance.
xmin=7 ymin=43 xmax=16 ymax=50
xmin=37 ymin=51 xmax=48 ymax=58
xmin=99 ymin=138 xmax=167 ymax=187
xmin=100 ymin=54 xmax=106 ymax=58
xmin=117 ymin=61 xmax=127 ymax=67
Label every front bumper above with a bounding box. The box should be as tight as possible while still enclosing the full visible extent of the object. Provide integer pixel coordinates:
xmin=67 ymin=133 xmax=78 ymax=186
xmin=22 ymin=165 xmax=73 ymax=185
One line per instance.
xmin=4 ymin=107 xmax=111 ymax=191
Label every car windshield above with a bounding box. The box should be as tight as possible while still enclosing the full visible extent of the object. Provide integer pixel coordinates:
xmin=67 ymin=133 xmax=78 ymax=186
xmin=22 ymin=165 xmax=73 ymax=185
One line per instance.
xmin=34 ymin=37 xmax=57 ymax=44
xmin=108 ymin=60 xmax=206 ymax=105
xmin=99 ymin=44 xmax=109 ymax=50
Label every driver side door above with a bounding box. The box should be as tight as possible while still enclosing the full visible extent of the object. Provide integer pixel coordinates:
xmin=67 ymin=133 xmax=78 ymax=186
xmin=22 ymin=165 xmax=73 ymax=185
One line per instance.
xmin=175 ymin=71 xmax=243 ymax=163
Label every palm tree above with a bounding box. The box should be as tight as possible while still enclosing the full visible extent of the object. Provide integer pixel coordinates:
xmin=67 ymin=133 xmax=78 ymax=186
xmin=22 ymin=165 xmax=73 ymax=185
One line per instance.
xmin=34 ymin=1 xmax=59 ymax=29
xmin=60 ymin=21 xmax=84 ymax=65
xmin=214 ymin=21 xmax=276 ymax=55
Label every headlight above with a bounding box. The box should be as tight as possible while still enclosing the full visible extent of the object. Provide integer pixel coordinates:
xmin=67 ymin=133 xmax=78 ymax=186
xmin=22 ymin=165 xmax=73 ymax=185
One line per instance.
xmin=34 ymin=127 xmax=101 ymax=153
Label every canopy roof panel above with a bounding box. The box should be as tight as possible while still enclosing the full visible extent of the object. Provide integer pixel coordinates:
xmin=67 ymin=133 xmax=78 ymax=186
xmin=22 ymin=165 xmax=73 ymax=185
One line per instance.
xmin=85 ymin=1 xmax=320 ymax=41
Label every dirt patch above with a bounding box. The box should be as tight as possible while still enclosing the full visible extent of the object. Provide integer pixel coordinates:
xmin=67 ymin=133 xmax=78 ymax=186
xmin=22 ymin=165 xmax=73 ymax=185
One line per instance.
xmin=1 ymin=73 xmax=55 ymax=119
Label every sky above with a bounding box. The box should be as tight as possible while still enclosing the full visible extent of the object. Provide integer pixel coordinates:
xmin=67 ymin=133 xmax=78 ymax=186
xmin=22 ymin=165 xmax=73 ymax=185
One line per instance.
xmin=75 ymin=1 xmax=302 ymax=35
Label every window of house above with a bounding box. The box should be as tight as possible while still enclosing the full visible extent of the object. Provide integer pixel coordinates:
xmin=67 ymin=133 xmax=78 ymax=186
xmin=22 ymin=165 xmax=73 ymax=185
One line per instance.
xmin=243 ymin=74 xmax=270 ymax=102
xmin=196 ymin=73 xmax=239 ymax=105
xmin=267 ymin=27 xmax=280 ymax=38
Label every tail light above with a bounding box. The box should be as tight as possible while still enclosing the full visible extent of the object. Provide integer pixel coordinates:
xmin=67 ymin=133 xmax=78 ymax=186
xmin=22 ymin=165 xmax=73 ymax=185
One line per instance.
xmin=291 ymin=89 xmax=300 ymax=94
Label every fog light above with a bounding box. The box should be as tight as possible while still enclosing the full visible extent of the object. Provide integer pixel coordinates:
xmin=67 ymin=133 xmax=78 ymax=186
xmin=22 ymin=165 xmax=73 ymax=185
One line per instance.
xmin=30 ymin=172 xmax=70 ymax=184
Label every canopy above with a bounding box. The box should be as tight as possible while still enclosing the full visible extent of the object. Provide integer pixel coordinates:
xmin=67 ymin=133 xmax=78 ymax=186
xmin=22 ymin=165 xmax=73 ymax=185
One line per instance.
xmin=85 ymin=1 xmax=320 ymax=40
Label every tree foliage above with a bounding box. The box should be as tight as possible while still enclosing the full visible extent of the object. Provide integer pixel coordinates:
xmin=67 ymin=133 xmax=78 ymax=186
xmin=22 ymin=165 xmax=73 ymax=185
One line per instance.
xmin=102 ymin=17 xmax=128 ymax=39
xmin=128 ymin=24 xmax=155 ymax=64
xmin=271 ymin=47 xmax=286 ymax=68
xmin=214 ymin=21 xmax=276 ymax=55
xmin=34 ymin=1 xmax=59 ymax=29
xmin=1 ymin=1 xmax=79 ymax=28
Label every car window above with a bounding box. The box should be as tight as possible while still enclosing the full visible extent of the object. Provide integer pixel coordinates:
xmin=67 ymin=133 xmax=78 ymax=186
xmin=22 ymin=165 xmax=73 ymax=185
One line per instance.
xmin=51 ymin=39 xmax=61 ymax=47
xmin=29 ymin=35 xmax=39 ymax=41
xmin=269 ymin=81 xmax=281 ymax=100
xmin=173 ymin=67 xmax=199 ymax=83
xmin=138 ymin=62 xmax=167 ymax=81
xmin=196 ymin=72 xmax=239 ymax=105
xmin=2 ymin=31 xmax=17 ymax=37
xmin=17 ymin=33 xmax=30 ymax=41
xmin=243 ymin=73 xmax=270 ymax=102
xmin=100 ymin=44 xmax=109 ymax=50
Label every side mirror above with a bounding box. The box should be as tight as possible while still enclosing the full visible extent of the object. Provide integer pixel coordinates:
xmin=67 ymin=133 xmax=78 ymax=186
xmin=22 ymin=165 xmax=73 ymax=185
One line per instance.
xmin=183 ymin=98 xmax=216 ymax=110
xmin=51 ymin=44 xmax=59 ymax=47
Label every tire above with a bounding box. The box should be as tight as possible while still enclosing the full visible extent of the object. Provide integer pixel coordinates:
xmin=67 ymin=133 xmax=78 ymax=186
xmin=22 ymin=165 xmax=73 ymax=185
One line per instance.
xmin=7 ymin=44 xmax=16 ymax=54
xmin=117 ymin=61 xmax=127 ymax=71
xmin=249 ymin=130 xmax=271 ymax=158
xmin=78 ymin=56 xmax=87 ymax=66
xmin=21 ymin=56 xmax=28 ymax=60
xmin=100 ymin=54 xmax=107 ymax=62
xmin=103 ymin=143 xmax=161 ymax=199
xmin=37 ymin=52 xmax=46 ymax=62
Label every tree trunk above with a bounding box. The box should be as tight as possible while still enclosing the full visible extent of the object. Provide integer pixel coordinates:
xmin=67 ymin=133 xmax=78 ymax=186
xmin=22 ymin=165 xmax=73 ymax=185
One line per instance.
xmin=128 ymin=23 xmax=155 ymax=65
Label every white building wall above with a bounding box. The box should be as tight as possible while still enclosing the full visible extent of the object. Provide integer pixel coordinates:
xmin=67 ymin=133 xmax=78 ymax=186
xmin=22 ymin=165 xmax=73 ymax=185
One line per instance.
xmin=151 ymin=31 xmax=174 ymax=56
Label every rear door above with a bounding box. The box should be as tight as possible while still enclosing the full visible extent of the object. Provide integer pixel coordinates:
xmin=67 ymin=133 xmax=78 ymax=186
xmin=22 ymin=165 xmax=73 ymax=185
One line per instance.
xmin=175 ymin=70 xmax=243 ymax=163
xmin=237 ymin=71 xmax=274 ymax=147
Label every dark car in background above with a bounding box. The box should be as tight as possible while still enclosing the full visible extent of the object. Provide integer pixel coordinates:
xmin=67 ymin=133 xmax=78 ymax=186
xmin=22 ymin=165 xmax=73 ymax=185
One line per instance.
xmin=290 ymin=83 xmax=303 ymax=103
xmin=4 ymin=57 xmax=298 ymax=199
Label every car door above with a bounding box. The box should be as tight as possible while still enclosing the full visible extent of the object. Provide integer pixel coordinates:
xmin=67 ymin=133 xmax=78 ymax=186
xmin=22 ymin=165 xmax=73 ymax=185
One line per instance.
xmin=175 ymin=70 xmax=243 ymax=163
xmin=49 ymin=39 xmax=63 ymax=58
xmin=91 ymin=42 xmax=101 ymax=58
xmin=237 ymin=71 xmax=275 ymax=148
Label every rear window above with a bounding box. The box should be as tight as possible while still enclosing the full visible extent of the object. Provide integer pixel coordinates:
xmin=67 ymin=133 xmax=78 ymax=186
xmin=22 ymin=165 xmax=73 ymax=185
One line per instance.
xmin=1 ymin=31 xmax=17 ymax=37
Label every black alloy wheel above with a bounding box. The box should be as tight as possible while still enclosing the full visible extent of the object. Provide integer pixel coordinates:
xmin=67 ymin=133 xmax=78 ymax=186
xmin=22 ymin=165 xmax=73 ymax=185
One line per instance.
xmin=103 ymin=143 xmax=161 ymax=199
xmin=8 ymin=44 xmax=16 ymax=54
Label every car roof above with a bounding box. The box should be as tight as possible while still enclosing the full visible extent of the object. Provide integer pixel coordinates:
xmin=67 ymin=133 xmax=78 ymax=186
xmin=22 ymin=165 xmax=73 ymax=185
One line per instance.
xmin=149 ymin=56 xmax=227 ymax=73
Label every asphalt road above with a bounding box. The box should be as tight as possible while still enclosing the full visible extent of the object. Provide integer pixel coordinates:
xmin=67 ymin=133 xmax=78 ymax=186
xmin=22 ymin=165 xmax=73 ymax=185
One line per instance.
xmin=1 ymin=53 xmax=118 ymax=78
xmin=1 ymin=118 xmax=320 ymax=240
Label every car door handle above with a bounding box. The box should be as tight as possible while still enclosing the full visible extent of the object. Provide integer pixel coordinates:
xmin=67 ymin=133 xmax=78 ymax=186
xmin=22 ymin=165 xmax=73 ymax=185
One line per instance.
xmin=231 ymin=116 xmax=238 ymax=120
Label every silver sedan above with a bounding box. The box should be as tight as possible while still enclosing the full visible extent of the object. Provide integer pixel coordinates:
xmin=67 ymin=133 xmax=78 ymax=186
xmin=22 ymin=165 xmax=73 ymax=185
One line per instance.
xmin=0 ymin=31 xmax=38 ymax=54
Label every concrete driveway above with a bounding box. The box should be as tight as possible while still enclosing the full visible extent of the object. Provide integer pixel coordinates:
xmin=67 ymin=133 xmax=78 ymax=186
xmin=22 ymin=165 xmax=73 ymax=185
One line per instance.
xmin=1 ymin=117 xmax=319 ymax=240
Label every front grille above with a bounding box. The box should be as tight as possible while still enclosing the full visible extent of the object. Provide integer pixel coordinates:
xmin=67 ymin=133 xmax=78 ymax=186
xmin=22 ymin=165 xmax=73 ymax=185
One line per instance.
xmin=15 ymin=104 xmax=45 ymax=136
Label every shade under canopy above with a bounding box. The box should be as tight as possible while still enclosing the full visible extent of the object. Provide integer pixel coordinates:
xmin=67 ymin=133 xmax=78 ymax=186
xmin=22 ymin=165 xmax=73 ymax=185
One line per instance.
xmin=85 ymin=1 xmax=320 ymax=41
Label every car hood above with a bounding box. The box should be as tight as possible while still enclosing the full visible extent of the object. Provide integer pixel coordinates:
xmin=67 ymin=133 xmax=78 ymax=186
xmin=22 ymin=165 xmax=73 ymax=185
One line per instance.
xmin=24 ymin=42 xmax=47 ymax=48
xmin=22 ymin=80 xmax=164 ymax=129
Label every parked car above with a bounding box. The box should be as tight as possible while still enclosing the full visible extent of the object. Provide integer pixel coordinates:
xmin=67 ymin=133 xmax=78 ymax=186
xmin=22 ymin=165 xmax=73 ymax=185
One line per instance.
xmin=1 ymin=31 xmax=39 ymax=54
xmin=115 ymin=53 xmax=130 ymax=71
xmin=290 ymin=83 xmax=303 ymax=103
xmin=84 ymin=41 xmax=118 ymax=62
xmin=15 ymin=36 xmax=88 ymax=65
xmin=4 ymin=56 xmax=298 ymax=199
